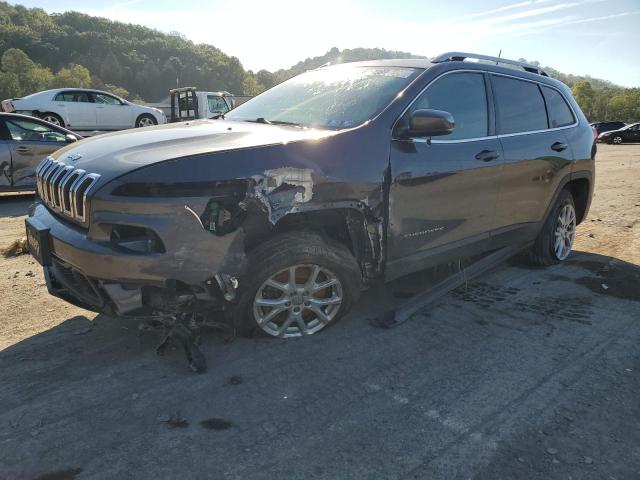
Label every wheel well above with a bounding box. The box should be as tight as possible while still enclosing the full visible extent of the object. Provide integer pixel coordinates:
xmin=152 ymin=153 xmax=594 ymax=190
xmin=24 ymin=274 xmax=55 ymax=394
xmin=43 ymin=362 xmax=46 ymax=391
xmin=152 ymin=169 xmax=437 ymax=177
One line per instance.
xmin=564 ymin=178 xmax=590 ymax=224
xmin=136 ymin=113 xmax=155 ymax=123
xmin=249 ymin=208 xmax=383 ymax=282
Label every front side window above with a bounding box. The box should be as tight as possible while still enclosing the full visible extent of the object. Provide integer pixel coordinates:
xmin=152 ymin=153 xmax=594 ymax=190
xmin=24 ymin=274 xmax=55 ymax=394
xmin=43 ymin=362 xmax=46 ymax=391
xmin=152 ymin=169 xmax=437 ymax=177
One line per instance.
xmin=227 ymin=65 xmax=421 ymax=130
xmin=208 ymin=96 xmax=229 ymax=114
xmin=6 ymin=118 xmax=66 ymax=142
xmin=409 ymin=72 xmax=488 ymax=140
xmin=492 ymin=76 xmax=548 ymax=134
xmin=94 ymin=93 xmax=122 ymax=105
xmin=541 ymin=86 xmax=574 ymax=128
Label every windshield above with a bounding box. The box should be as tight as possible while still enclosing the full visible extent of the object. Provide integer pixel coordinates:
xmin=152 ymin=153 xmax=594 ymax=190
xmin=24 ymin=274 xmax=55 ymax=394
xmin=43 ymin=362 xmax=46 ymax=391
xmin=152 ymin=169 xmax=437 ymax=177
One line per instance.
xmin=226 ymin=65 xmax=420 ymax=130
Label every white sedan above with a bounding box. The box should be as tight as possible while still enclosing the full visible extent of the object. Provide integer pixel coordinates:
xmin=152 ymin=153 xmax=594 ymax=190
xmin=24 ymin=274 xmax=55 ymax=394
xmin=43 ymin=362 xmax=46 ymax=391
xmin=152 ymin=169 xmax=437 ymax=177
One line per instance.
xmin=1 ymin=88 xmax=166 ymax=133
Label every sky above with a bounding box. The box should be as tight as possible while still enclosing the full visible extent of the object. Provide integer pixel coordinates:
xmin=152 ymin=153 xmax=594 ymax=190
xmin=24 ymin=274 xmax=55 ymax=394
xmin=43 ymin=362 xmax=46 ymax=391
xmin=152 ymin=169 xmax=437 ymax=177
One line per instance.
xmin=11 ymin=0 xmax=640 ymax=87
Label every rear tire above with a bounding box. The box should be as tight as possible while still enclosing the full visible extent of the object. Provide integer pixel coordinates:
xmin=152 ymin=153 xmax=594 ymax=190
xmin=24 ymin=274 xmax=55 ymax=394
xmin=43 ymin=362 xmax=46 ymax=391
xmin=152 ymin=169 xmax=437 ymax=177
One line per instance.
xmin=41 ymin=112 xmax=63 ymax=127
xmin=135 ymin=114 xmax=157 ymax=128
xmin=528 ymin=189 xmax=576 ymax=266
xmin=232 ymin=231 xmax=362 ymax=338
xmin=612 ymin=136 xmax=623 ymax=144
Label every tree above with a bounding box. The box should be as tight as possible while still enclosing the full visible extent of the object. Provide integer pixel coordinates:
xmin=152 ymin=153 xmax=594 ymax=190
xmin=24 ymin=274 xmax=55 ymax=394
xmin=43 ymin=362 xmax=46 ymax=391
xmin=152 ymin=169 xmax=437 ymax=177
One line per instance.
xmin=242 ymin=74 xmax=263 ymax=96
xmin=255 ymin=69 xmax=279 ymax=90
xmin=572 ymin=81 xmax=595 ymax=120
xmin=0 ymin=48 xmax=52 ymax=96
xmin=50 ymin=63 xmax=91 ymax=88
xmin=0 ymin=71 xmax=19 ymax=99
xmin=104 ymin=83 xmax=129 ymax=99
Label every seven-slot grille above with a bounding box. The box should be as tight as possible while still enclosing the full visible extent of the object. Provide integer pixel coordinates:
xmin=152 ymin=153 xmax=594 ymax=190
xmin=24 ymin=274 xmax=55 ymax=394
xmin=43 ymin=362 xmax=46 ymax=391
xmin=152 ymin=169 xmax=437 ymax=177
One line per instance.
xmin=35 ymin=156 xmax=100 ymax=223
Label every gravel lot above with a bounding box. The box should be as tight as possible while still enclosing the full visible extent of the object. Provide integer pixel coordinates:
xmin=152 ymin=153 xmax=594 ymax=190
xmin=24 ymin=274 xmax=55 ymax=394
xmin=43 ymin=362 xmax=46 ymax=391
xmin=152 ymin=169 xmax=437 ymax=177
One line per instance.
xmin=1 ymin=144 xmax=639 ymax=480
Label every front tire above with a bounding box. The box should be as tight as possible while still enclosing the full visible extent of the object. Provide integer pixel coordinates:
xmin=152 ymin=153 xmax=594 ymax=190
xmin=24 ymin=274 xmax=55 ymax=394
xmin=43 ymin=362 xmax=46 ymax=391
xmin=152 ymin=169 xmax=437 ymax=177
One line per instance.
xmin=41 ymin=112 xmax=64 ymax=127
xmin=135 ymin=114 xmax=157 ymax=128
xmin=233 ymin=232 xmax=362 ymax=338
xmin=528 ymin=189 xmax=576 ymax=266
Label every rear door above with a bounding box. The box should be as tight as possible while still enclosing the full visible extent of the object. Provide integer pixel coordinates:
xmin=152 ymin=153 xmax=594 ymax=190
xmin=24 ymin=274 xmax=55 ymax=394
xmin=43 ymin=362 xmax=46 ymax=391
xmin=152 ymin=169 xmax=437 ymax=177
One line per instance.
xmin=4 ymin=116 xmax=69 ymax=187
xmin=490 ymin=74 xmax=575 ymax=245
xmin=56 ymin=91 xmax=97 ymax=130
xmin=93 ymin=92 xmax=132 ymax=129
xmin=387 ymin=71 xmax=501 ymax=278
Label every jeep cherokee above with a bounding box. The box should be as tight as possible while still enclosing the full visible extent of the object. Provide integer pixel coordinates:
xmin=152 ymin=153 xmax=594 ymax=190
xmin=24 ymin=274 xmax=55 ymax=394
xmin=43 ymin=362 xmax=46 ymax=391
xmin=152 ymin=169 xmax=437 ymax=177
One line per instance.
xmin=26 ymin=52 xmax=595 ymax=339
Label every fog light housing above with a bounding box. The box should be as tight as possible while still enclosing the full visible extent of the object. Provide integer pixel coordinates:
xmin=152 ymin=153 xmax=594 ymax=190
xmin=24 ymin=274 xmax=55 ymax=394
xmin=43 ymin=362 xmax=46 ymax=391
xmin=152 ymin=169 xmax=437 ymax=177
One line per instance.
xmin=110 ymin=225 xmax=165 ymax=254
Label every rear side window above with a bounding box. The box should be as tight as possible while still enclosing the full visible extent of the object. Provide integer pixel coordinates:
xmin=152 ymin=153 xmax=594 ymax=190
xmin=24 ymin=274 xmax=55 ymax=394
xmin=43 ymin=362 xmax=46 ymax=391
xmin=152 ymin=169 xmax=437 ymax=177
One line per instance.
xmin=541 ymin=86 xmax=575 ymax=128
xmin=55 ymin=91 xmax=91 ymax=103
xmin=410 ymin=72 xmax=488 ymax=140
xmin=492 ymin=76 xmax=548 ymax=134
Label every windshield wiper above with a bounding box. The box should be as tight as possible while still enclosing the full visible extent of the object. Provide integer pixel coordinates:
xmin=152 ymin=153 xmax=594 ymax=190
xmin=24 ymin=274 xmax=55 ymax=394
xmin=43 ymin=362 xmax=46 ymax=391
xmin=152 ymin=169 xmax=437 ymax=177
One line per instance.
xmin=244 ymin=118 xmax=305 ymax=127
xmin=211 ymin=113 xmax=225 ymax=119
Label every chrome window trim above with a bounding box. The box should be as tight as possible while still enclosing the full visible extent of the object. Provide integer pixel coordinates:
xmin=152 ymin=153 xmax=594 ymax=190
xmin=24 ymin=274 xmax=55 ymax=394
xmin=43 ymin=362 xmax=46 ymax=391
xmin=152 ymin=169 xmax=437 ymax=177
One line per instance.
xmin=393 ymin=68 xmax=579 ymax=144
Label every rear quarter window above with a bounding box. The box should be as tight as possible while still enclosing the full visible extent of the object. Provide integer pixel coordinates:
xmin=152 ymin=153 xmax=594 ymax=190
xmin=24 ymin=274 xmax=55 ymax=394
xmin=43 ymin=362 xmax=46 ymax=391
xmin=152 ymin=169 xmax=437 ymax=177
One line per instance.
xmin=541 ymin=86 xmax=575 ymax=128
xmin=492 ymin=75 xmax=548 ymax=134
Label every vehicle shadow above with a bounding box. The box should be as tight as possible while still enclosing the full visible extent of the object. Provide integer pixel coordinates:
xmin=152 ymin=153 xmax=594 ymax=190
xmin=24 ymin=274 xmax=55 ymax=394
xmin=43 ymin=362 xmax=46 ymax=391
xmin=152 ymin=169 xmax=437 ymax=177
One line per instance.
xmin=0 ymin=250 xmax=638 ymax=478
xmin=0 ymin=192 xmax=35 ymax=218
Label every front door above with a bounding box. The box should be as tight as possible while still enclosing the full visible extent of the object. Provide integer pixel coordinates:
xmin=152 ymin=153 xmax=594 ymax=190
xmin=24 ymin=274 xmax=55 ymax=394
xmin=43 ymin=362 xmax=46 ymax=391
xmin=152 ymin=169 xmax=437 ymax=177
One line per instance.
xmin=93 ymin=92 xmax=132 ymax=129
xmin=3 ymin=116 xmax=70 ymax=187
xmin=387 ymin=71 xmax=501 ymax=280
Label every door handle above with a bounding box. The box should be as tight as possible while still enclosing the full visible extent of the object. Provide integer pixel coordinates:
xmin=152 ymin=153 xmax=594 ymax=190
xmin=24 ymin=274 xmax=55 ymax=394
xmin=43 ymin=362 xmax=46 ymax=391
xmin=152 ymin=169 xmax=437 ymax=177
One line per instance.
xmin=551 ymin=142 xmax=568 ymax=152
xmin=475 ymin=150 xmax=500 ymax=162
xmin=15 ymin=146 xmax=31 ymax=154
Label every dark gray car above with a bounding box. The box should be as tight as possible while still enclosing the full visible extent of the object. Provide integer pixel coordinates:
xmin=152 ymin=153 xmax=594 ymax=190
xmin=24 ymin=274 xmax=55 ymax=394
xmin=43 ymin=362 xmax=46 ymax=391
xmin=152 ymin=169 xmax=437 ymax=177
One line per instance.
xmin=26 ymin=53 xmax=595 ymax=370
xmin=0 ymin=113 xmax=79 ymax=190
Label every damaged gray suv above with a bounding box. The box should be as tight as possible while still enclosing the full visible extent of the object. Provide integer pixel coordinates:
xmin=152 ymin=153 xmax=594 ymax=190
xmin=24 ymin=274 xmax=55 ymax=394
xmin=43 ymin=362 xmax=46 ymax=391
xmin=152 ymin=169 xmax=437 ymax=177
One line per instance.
xmin=27 ymin=52 xmax=595 ymax=345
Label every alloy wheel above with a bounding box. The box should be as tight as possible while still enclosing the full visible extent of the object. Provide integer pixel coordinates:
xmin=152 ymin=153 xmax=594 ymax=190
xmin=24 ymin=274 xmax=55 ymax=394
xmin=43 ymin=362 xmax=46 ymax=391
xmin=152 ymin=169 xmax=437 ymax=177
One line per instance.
xmin=43 ymin=115 xmax=61 ymax=126
xmin=613 ymin=136 xmax=623 ymax=144
xmin=253 ymin=264 xmax=343 ymax=338
xmin=137 ymin=117 xmax=155 ymax=127
xmin=554 ymin=203 xmax=576 ymax=260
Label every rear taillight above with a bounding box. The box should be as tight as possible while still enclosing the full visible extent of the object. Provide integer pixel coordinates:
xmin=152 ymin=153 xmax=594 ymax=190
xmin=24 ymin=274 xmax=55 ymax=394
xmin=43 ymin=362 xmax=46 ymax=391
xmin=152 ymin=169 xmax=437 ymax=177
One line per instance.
xmin=591 ymin=126 xmax=598 ymax=141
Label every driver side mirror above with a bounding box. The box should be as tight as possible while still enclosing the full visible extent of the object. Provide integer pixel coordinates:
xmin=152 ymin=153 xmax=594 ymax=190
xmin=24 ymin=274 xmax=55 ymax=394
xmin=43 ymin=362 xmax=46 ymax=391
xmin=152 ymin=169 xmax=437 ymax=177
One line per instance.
xmin=65 ymin=133 xmax=78 ymax=143
xmin=404 ymin=109 xmax=455 ymax=138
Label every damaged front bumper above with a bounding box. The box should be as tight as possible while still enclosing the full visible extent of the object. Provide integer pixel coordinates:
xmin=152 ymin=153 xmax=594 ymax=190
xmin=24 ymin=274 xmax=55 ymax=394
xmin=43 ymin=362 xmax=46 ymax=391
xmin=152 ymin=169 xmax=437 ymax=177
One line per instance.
xmin=26 ymin=200 xmax=248 ymax=316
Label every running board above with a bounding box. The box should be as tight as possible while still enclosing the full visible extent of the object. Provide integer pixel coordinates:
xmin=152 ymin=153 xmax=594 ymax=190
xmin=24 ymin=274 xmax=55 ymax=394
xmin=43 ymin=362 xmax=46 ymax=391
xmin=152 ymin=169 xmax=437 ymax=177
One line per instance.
xmin=371 ymin=244 xmax=524 ymax=329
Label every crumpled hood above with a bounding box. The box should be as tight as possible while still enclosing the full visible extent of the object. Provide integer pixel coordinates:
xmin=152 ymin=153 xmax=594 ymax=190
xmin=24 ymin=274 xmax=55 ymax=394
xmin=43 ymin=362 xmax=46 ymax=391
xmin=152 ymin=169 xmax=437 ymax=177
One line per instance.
xmin=49 ymin=119 xmax=338 ymax=179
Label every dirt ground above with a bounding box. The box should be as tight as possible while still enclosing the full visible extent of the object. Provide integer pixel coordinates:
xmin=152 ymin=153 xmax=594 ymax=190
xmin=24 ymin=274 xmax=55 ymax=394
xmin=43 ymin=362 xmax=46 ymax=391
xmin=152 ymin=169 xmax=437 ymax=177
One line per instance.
xmin=0 ymin=144 xmax=639 ymax=479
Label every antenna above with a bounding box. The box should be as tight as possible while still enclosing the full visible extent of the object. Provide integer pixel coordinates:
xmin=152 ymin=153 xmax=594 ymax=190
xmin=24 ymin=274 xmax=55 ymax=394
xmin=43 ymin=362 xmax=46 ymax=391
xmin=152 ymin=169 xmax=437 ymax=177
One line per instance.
xmin=497 ymin=49 xmax=502 ymax=65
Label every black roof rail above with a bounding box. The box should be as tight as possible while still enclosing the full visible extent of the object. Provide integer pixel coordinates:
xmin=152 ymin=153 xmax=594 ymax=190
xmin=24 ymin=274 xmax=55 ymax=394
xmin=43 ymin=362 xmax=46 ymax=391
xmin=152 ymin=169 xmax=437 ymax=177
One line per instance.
xmin=432 ymin=52 xmax=548 ymax=77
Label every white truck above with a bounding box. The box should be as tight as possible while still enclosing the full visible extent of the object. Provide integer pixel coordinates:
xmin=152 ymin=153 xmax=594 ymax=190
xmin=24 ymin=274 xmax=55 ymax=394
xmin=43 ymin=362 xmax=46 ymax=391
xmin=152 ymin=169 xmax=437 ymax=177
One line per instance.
xmin=162 ymin=88 xmax=251 ymax=122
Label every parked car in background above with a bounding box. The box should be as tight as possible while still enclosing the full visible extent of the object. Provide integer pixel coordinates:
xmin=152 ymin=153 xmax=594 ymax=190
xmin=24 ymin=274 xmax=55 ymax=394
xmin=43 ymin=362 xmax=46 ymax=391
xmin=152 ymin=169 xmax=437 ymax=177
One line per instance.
xmin=598 ymin=123 xmax=640 ymax=144
xmin=26 ymin=53 xmax=594 ymax=344
xmin=590 ymin=121 xmax=626 ymax=135
xmin=0 ymin=113 xmax=80 ymax=190
xmin=1 ymin=89 xmax=166 ymax=133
